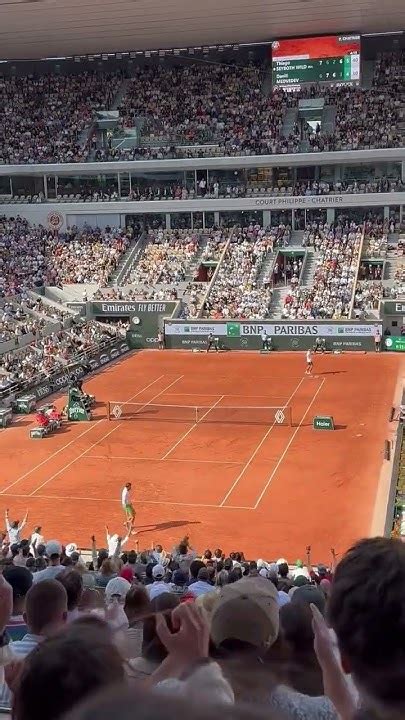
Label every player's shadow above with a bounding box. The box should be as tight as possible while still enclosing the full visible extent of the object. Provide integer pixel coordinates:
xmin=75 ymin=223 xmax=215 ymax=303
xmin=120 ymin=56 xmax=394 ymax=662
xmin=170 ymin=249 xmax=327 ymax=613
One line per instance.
xmin=318 ymin=370 xmax=347 ymax=375
xmin=136 ymin=519 xmax=201 ymax=534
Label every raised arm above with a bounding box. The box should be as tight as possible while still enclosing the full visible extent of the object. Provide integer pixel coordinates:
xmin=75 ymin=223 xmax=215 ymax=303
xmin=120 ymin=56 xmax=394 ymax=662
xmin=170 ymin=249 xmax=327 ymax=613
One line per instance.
xmin=4 ymin=510 xmax=10 ymax=533
xmin=18 ymin=511 xmax=28 ymax=532
xmin=91 ymin=535 xmax=97 ymax=570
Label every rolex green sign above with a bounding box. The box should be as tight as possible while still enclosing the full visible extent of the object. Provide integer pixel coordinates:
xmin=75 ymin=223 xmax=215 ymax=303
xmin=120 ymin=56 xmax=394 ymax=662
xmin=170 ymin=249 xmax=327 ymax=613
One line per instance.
xmin=384 ymin=336 xmax=405 ymax=352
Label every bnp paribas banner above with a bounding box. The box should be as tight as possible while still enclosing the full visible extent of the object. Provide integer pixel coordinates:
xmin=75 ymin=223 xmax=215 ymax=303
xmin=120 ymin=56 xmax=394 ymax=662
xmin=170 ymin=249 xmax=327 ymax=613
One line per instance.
xmin=164 ymin=320 xmax=381 ymax=351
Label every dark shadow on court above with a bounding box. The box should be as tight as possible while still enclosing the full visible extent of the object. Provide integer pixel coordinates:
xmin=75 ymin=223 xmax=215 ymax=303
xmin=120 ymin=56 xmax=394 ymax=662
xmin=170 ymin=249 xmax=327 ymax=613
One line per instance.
xmin=317 ymin=370 xmax=347 ymax=375
xmin=136 ymin=519 xmax=201 ymax=533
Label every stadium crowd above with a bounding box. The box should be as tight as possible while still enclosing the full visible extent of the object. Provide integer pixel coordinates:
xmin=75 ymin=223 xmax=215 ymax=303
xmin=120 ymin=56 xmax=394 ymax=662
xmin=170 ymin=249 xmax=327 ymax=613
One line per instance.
xmin=203 ymin=226 xmax=277 ymax=319
xmin=0 ymin=51 xmax=401 ymax=165
xmin=0 ymin=217 xmax=132 ymax=295
xmin=0 ymin=321 xmax=117 ymax=392
xmin=0 ymin=71 xmax=124 ymax=165
xmin=127 ymin=229 xmax=199 ymax=285
xmin=0 ymin=517 xmax=402 ymax=720
xmin=283 ymin=221 xmax=362 ymax=319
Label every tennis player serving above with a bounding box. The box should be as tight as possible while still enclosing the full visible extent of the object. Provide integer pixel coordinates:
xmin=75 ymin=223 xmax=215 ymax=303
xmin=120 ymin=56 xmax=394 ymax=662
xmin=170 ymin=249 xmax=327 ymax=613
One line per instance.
xmin=121 ymin=482 xmax=136 ymax=535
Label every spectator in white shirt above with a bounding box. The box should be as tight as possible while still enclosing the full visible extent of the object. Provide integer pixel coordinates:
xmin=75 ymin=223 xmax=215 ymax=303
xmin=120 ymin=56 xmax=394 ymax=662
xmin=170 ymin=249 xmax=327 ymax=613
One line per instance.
xmin=5 ymin=509 xmax=28 ymax=545
xmin=106 ymin=525 xmax=129 ymax=557
xmin=30 ymin=526 xmax=44 ymax=555
xmin=32 ymin=540 xmax=64 ymax=583
xmin=147 ymin=564 xmax=174 ymax=599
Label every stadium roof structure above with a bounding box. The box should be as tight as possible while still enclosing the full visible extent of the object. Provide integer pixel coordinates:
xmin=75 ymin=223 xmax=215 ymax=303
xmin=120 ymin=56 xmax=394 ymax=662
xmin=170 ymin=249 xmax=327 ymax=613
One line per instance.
xmin=0 ymin=0 xmax=404 ymax=61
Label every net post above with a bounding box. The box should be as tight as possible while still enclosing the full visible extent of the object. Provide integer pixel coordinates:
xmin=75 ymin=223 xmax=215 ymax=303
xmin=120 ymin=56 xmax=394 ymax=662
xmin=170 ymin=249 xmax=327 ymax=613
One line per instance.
xmin=195 ymin=406 xmax=198 ymax=423
xmin=107 ymin=402 xmax=111 ymax=421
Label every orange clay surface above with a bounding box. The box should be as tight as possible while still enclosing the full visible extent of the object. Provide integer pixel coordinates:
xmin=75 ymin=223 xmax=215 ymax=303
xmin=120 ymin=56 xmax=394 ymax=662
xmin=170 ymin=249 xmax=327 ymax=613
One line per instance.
xmin=0 ymin=350 xmax=402 ymax=560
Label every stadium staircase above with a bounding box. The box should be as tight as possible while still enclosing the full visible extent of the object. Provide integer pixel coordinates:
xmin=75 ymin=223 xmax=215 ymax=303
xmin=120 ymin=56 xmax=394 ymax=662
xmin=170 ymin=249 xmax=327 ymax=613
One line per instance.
xmin=108 ymin=235 xmax=144 ymax=285
xmin=268 ymin=287 xmax=290 ymax=318
xmin=300 ymin=249 xmax=317 ymax=287
xmin=119 ymin=234 xmax=152 ymax=285
xmin=256 ymin=251 xmax=277 ymax=286
xmin=321 ymin=105 xmax=337 ymax=135
xmin=282 ymin=107 xmax=298 ymax=138
xmin=183 ymin=235 xmax=210 ymax=283
xmin=290 ymin=230 xmax=304 ymax=246
xmin=111 ymin=78 xmax=132 ymax=111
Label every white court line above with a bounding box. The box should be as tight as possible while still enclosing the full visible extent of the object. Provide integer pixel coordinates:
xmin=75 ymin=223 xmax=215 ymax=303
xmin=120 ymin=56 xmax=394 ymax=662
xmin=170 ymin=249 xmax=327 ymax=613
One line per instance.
xmin=87 ymin=455 xmax=242 ymax=465
xmin=161 ymin=395 xmax=225 ymax=460
xmin=162 ymin=393 xmax=288 ymax=399
xmin=253 ymin=378 xmax=326 ymax=509
xmin=2 ymin=492 xmax=252 ymax=510
xmin=0 ymin=374 xmax=166 ymax=496
xmin=219 ymin=376 xmax=306 ymax=507
xmin=28 ymin=375 xmax=183 ymax=497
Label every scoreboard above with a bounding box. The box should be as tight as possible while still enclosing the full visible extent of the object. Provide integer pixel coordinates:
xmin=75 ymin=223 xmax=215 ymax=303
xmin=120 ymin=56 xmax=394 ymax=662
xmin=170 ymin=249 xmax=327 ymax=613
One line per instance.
xmin=272 ymin=35 xmax=361 ymax=88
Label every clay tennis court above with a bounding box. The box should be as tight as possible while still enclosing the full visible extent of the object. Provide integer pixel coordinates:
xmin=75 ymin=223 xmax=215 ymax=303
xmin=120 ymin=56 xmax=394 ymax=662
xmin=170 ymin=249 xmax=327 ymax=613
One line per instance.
xmin=0 ymin=351 xmax=402 ymax=560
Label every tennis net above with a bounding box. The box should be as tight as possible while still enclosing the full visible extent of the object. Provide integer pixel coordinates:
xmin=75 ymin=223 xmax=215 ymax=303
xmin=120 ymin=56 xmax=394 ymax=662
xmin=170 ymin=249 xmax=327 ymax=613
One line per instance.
xmin=107 ymin=401 xmax=292 ymax=426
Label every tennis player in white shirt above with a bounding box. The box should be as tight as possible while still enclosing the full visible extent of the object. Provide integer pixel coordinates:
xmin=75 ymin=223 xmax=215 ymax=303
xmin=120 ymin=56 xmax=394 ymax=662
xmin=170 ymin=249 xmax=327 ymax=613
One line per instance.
xmin=121 ymin=482 xmax=136 ymax=535
xmin=305 ymin=348 xmax=313 ymax=375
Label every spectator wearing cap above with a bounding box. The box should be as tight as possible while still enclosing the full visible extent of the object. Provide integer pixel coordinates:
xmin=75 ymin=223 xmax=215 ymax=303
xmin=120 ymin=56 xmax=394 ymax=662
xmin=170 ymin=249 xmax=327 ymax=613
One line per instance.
xmin=0 ymin=580 xmax=68 ymax=707
xmin=124 ymin=584 xmax=150 ymax=659
xmin=171 ymin=569 xmax=188 ymax=598
xmin=103 ymin=576 xmax=132 ymax=655
xmin=188 ymin=567 xmax=214 ymax=598
xmin=32 ymin=540 xmax=64 ymax=582
xmin=3 ymin=566 xmax=32 ymax=640
xmin=291 ymin=559 xmax=310 ymax=580
xmin=291 ymin=584 xmax=326 ymax=615
xmin=147 ymin=564 xmax=174 ymax=600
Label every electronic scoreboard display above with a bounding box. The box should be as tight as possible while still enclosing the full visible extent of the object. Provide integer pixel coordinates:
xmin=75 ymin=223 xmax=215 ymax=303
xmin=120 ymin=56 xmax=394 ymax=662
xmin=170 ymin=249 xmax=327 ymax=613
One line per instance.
xmin=272 ymin=35 xmax=361 ymax=88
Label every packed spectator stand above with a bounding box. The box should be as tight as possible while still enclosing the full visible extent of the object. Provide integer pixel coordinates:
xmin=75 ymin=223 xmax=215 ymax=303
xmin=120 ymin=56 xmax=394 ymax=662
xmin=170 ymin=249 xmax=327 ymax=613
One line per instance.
xmin=203 ymin=226 xmax=278 ymax=319
xmin=0 ymin=51 xmax=402 ymax=165
xmin=282 ymin=220 xmax=363 ymax=319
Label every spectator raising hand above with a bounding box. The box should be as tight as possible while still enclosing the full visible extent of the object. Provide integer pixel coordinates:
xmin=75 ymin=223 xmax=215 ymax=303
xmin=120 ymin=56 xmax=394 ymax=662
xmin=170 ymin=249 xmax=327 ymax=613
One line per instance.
xmin=152 ymin=603 xmax=210 ymax=683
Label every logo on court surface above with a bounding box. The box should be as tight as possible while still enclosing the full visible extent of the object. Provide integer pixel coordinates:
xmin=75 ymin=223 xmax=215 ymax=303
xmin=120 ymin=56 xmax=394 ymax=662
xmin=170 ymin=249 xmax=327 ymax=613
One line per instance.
xmin=111 ymin=405 xmax=122 ymax=419
xmin=275 ymin=410 xmax=285 ymax=424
